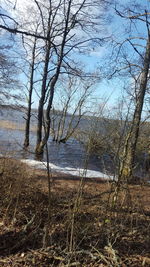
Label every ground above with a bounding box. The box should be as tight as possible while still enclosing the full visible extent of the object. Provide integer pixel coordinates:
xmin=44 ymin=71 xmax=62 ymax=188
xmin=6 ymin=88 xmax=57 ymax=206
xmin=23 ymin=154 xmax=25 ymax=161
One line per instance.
xmin=0 ymin=157 xmax=150 ymax=266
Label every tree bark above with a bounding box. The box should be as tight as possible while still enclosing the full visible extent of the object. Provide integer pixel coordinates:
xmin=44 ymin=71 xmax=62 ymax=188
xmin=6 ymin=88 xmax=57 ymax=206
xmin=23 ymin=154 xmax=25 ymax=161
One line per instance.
xmin=35 ymin=17 xmax=51 ymax=155
xmin=35 ymin=71 xmax=59 ymax=154
xmin=35 ymin=0 xmax=72 ymax=155
xmin=24 ymin=37 xmax=37 ymax=148
xmin=119 ymin=33 xmax=150 ymax=181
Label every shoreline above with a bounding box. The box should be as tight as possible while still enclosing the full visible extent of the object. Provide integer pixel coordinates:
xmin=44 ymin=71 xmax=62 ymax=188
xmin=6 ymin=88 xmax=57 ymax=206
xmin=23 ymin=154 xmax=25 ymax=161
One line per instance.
xmin=21 ymin=158 xmax=114 ymax=180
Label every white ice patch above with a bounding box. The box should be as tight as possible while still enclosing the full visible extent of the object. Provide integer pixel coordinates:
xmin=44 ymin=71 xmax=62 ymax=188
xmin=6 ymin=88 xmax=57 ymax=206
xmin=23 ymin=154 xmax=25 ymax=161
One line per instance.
xmin=21 ymin=159 xmax=114 ymax=180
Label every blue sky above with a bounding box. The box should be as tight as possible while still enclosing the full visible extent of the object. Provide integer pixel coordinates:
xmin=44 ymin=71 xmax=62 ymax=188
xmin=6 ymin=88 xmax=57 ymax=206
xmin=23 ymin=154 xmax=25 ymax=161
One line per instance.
xmin=1 ymin=0 xmax=149 ymax=119
xmin=84 ymin=0 xmax=150 ymax=118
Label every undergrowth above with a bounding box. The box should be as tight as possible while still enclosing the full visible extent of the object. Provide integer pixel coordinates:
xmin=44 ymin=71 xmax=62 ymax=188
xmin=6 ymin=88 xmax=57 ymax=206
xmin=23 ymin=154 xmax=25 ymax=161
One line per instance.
xmin=0 ymin=157 xmax=150 ymax=266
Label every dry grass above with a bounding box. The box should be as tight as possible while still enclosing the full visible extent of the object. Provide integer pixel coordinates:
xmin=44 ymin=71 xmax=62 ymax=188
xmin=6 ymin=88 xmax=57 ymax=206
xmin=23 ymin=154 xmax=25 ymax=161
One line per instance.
xmin=0 ymin=157 xmax=150 ymax=266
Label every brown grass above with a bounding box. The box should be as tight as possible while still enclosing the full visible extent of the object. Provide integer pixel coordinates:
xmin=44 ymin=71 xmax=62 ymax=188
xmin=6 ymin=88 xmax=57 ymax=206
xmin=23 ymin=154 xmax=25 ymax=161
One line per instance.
xmin=0 ymin=157 xmax=150 ymax=266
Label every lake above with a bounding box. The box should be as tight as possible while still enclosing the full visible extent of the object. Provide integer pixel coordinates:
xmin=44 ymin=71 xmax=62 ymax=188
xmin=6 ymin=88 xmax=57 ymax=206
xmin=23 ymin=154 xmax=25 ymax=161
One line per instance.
xmin=0 ymin=106 xmax=114 ymax=178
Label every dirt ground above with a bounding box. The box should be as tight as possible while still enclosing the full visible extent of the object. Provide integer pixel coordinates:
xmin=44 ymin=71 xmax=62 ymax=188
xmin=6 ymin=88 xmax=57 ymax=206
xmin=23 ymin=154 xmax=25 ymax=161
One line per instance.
xmin=0 ymin=157 xmax=150 ymax=266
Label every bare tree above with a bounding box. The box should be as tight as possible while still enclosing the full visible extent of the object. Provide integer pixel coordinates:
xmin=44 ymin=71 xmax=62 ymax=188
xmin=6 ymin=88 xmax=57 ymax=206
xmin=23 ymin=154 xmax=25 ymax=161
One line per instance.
xmin=109 ymin=1 xmax=150 ymax=181
xmin=23 ymin=36 xmax=37 ymax=147
xmin=0 ymin=43 xmax=20 ymax=105
xmin=33 ymin=0 xmax=108 ymax=155
xmin=0 ymin=0 xmax=111 ymax=155
xmin=52 ymin=76 xmax=95 ymax=143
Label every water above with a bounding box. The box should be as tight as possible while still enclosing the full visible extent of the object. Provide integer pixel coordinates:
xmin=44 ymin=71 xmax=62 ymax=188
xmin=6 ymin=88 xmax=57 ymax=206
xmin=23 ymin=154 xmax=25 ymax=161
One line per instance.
xmin=1 ymin=106 xmax=149 ymax=179
xmin=0 ymin=126 xmax=112 ymax=173
xmin=0 ymin=106 xmax=113 ymax=177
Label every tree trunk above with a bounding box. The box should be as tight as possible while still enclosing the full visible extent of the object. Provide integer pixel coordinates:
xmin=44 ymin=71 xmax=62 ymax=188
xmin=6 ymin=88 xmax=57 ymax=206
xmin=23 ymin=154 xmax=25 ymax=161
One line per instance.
xmin=35 ymin=74 xmax=57 ymax=154
xmin=35 ymin=1 xmax=72 ymax=155
xmin=35 ymin=29 xmax=51 ymax=155
xmin=24 ymin=37 xmax=37 ymax=148
xmin=119 ymin=34 xmax=150 ymax=181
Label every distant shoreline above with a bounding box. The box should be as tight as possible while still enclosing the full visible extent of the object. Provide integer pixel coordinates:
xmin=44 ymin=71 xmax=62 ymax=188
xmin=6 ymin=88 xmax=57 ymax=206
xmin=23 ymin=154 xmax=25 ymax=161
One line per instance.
xmin=0 ymin=119 xmax=36 ymax=132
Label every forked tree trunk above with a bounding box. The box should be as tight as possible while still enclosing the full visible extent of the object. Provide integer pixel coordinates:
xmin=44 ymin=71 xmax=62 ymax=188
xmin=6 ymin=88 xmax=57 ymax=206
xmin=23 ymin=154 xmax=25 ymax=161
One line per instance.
xmin=119 ymin=34 xmax=150 ymax=181
xmin=35 ymin=1 xmax=72 ymax=155
xmin=35 ymin=25 xmax=51 ymax=155
xmin=35 ymin=73 xmax=58 ymax=154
